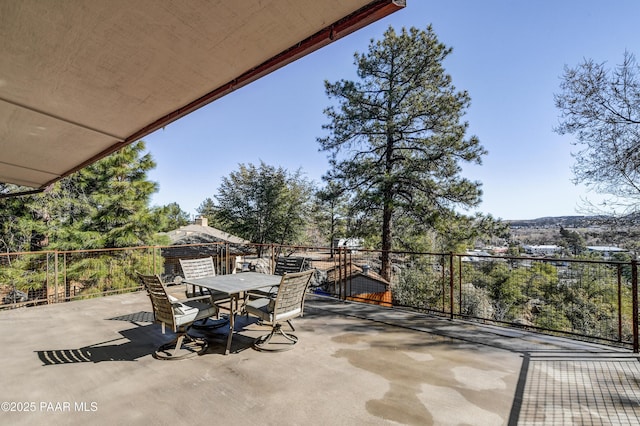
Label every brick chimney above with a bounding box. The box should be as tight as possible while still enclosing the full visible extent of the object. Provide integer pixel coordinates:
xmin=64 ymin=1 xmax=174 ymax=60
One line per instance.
xmin=195 ymin=216 xmax=208 ymax=227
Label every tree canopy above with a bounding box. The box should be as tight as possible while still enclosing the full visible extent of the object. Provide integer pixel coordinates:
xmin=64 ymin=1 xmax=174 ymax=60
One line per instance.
xmin=153 ymin=202 xmax=191 ymax=233
xmin=196 ymin=198 xmax=217 ymax=223
xmin=0 ymin=141 xmax=168 ymax=252
xmin=311 ymin=181 xmax=350 ymax=254
xmin=555 ymin=51 xmax=640 ymax=215
xmin=318 ymin=25 xmax=486 ymax=280
xmin=213 ymin=162 xmax=313 ymax=255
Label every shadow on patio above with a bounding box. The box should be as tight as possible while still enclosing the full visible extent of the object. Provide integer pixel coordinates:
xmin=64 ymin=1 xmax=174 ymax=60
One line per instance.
xmin=1 ymin=292 xmax=639 ymax=425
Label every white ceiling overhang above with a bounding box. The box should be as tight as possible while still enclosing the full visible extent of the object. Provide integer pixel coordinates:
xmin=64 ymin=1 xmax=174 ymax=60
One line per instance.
xmin=0 ymin=0 xmax=404 ymax=195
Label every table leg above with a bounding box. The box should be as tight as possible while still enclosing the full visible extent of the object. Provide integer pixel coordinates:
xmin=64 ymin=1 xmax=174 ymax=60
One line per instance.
xmin=224 ymin=294 xmax=236 ymax=355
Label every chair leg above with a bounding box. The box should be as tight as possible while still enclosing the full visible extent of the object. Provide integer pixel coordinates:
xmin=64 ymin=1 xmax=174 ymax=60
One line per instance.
xmin=279 ymin=327 xmax=298 ymax=343
xmin=154 ymin=332 xmax=208 ymax=360
xmin=252 ymin=323 xmax=298 ymax=352
xmin=173 ymin=334 xmax=185 ymax=356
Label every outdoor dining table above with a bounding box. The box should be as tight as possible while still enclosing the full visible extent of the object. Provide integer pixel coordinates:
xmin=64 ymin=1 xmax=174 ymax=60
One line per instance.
xmin=184 ymin=272 xmax=282 ymax=355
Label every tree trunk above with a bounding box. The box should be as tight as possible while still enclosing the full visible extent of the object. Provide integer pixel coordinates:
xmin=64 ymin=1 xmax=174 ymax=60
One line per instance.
xmin=381 ymin=125 xmax=394 ymax=282
xmin=381 ymin=201 xmax=393 ymax=282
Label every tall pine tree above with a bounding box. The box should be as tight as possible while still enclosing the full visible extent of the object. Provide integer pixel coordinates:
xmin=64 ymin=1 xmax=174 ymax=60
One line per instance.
xmin=319 ymin=26 xmax=486 ymax=280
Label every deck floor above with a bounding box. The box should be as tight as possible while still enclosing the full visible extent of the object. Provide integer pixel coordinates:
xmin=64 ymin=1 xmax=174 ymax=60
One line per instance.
xmin=0 ymin=292 xmax=638 ymax=425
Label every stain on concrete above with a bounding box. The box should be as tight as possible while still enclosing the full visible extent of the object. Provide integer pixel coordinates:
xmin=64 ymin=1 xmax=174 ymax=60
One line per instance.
xmin=452 ymin=366 xmax=509 ymax=391
xmin=331 ymin=327 xmax=518 ymax=425
xmin=418 ymin=383 xmax=504 ymax=425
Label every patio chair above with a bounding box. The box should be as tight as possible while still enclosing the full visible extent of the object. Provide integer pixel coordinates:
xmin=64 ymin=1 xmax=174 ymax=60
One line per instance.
xmin=179 ymin=257 xmax=231 ymax=328
xmin=137 ymin=273 xmax=217 ymax=360
xmin=244 ymin=269 xmax=314 ymax=352
xmin=247 ymin=256 xmax=307 ymax=299
xmin=274 ymin=256 xmax=307 ymax=275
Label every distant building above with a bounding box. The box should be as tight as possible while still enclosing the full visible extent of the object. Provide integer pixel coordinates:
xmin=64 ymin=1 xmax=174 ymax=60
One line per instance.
xmin=489 ymin=246 xmax=509 ymax=254
xmin=161 ymin=217 xmax=252 ymax=279
xmin=324 ymin=262 xmax=391 ymax=307
xmin=332 ymin=238 xmax=364 ymax=252
xmin=165 ymin=217 xmax=250 ymax=246
xmin=522 ymin=245 xmax=561 ymax=256
xmin=586 ymin=246 xmax=627 ymax=259
xmin=462 ymin=250 xmax=492 ymax=262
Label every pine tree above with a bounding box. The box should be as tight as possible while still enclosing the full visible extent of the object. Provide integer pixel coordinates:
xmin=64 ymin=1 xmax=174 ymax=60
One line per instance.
xmin=153 ymin=202 xmax=191 ymax=232
xmin=319 ymin=26 xmax=486 ymax=280
xmin=312 ymin=182 xmax=349 ymax=255
xmin=0 ymin=141 xmax=165 ymax=296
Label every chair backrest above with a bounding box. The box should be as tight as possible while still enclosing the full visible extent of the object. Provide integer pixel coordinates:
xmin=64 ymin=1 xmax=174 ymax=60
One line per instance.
xmin=272 ymin=269 xmax=314 ymax=321
xmin=137 ymin=273 xmax=176 ymax=330
xmin=274 ymin=256 xmax=306 ymax=275
xmin=180 ymin=257 xmax=216 ymax=280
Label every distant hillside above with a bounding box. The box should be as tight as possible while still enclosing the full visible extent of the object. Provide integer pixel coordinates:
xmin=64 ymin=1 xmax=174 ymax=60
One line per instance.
xmin=508 ymin=214 xmax=640 ymax=228
xmin=507 ymin=216 xmax=605 ymax=228
xmin=506 ymin=214 xmax=640 ymax=249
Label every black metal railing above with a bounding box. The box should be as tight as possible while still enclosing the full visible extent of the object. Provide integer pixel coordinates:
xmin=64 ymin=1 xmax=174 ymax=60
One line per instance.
xmin=1 ymin=243 xmax=637 ymax=352
xmin=330 ymin=248 xmax=638 ymax=352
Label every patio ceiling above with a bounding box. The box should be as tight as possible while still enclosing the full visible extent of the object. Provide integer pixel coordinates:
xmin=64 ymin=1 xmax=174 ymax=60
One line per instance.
xmin=0 ymin=0 xmax=405 ymax=193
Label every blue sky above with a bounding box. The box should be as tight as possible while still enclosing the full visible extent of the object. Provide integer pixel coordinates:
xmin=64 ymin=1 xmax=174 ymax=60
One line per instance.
xmin=146 ymin=1 xmax=640 ymax=221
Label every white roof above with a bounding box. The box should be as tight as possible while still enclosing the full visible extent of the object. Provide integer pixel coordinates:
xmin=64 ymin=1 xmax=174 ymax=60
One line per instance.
xmin=586 ymin=246 xmax=626 ymax=252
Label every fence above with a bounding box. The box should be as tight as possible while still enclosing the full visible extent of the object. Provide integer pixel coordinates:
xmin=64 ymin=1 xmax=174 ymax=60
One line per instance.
xmin=1 ymin=243 xmax=637 ymax=352
xmin=330 ymin=248 xmax=639 ymax=352
xmin=0 ymin=243 xmax=325 ymax=305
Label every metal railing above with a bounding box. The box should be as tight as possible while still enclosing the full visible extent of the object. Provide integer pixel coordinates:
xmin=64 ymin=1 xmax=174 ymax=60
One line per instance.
xmin=331 ymin=248 xmax=639 ymax=352
xmin=1 ymin=243 xmax=637 ymax=352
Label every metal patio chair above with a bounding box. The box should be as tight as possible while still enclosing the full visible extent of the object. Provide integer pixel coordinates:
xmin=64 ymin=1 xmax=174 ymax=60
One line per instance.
xmin=179 ymin=257 xmax=231 ymax=328
xmin=247 ymin=256 xmax=307 ymax=299
xmin=244 ymin=269 xmax=314 ymax=352
xmin=137 ymin=273 xmax=217 ymax=360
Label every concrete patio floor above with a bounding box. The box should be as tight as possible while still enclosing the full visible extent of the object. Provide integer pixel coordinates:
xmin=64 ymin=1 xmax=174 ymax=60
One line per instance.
xmin=1 ymin=291 xmax=639 ymax=425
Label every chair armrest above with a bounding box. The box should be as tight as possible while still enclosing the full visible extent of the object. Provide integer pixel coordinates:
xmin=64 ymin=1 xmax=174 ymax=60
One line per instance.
xmin=248 ymin=285 xmax=279 ymax=298
xmin=171 ymin=294 xmax=215 ymax=304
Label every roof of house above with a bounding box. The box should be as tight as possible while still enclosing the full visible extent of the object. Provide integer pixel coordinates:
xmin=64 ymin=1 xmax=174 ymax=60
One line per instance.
xmin=586 ymin=246 xmax=627 ymax=252
xmin=165 ymin=224 xmax=250 ymax=246
xmin=325 ymin=262 xmax=390 ymax=286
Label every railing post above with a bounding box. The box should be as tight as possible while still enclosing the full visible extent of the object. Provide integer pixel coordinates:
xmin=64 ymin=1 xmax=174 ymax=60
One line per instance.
xmin=63 ymin=252 xmax=68 ymax=300
xmin=338 ymin=246 xmax=341 ymax=300
xmin=348 ymin=248 xmax=353 ymax=301
xmin=441 ymin=254 xmax=445 ymax=312
xmin=46 ymin=252 xmax=51 ymax=304
xmin=632 ymin=259 xmax=638 ymax=353
xmin=54 ymin=251 xmax=59 ymax=304
xmin=458 ymin=255 xmax=463 ymax=316
xmin=449 ymin=252 xmax=454 ymax=319
xmin=152 ymin=246 xmax=157 ymax=275
xmin=271 ymin=244 xmax=275 ymax=274
xmin=342 ymin=246 xmax=348 ymax=301
xmin=337 ymin=247 xmax=342 ymax=300
xmin=617 ymin=265 xmax=622 ymax=343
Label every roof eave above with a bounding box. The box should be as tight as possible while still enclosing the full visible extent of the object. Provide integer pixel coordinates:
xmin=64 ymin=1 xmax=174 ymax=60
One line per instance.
xmin=42 ymin=0 xmax=405 ymax=189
